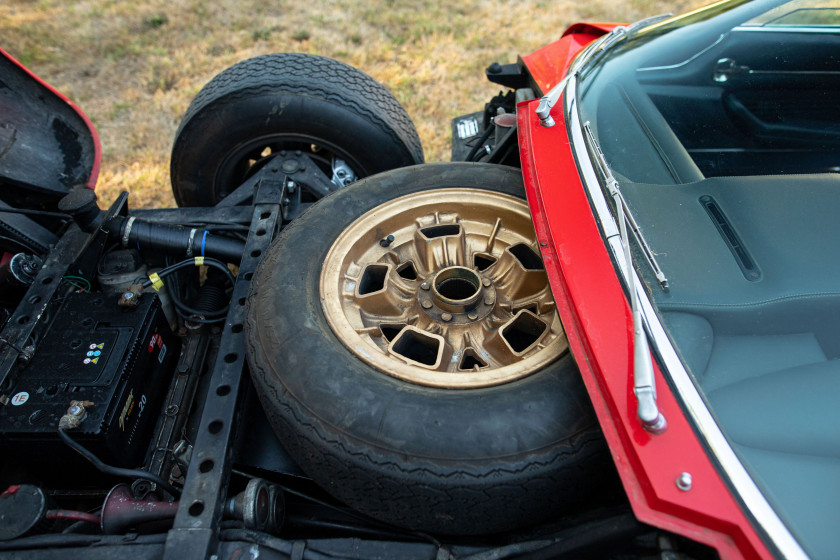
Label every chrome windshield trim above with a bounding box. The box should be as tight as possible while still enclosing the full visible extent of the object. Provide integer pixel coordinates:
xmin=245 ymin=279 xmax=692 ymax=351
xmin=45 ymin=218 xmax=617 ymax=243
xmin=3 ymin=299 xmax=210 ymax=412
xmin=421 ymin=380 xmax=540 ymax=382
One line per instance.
xmin=734 ymin=24 xmax=840 ymax=33
xmin=564 ymin=75 xmax=809 ymax=560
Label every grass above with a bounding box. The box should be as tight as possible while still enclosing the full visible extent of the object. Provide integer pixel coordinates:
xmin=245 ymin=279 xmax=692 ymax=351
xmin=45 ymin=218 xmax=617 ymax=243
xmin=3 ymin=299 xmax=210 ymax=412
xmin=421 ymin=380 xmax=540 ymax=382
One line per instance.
xmin=1 ymin=0 xmax=701 ymax=208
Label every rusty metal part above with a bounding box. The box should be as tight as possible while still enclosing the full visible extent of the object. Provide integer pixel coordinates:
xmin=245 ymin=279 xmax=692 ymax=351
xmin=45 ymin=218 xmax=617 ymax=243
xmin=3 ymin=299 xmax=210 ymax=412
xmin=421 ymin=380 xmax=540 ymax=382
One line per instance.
xmin=57 ymin=400 xmax=94 ymax=430
xmin=320 ymin=189 xmax=568 ymax=388
xmin=118 ymin=284 xmax=143 ymax=308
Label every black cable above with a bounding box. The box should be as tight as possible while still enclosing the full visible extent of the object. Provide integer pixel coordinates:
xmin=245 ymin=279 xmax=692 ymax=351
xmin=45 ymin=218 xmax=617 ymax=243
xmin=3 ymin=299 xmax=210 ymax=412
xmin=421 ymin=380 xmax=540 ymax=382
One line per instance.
xmin=465 ymin=124 xmax=495 ymax=162
xmin=284 ymin=516 xmax=421 ymax=541
xmin=144 ymin=257 xmax=235 ymax=320
xmin=142 ymin=257 xmax=236 ymax=289
xmin=58 ymin=429 xmax=181 ymax=498
xmin=0 ymin=207 xmax=71 ymax=219
xmin=0 ymin=233 xmax=41 ymax=255
xmin=0 ymin=533 xmax=166 ymax=551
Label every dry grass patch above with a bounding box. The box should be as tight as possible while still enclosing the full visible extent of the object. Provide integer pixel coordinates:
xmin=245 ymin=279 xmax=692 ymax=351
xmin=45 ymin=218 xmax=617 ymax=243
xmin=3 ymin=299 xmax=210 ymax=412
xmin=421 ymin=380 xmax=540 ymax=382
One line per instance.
xmin=3 ymin=0 xmax=701 ymax=207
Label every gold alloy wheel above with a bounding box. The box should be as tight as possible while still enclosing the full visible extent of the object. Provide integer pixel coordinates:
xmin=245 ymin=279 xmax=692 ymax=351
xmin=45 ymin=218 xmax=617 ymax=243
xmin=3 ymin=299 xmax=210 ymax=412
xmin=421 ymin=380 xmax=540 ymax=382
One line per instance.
xmin=320 ymin=188 xmax=568 ymax=388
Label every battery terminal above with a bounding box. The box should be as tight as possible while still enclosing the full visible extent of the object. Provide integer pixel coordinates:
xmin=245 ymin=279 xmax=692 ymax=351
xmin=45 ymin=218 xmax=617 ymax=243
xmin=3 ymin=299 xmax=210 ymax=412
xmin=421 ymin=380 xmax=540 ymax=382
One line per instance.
xmin=58 ymin=400 xmax=94 ymax=430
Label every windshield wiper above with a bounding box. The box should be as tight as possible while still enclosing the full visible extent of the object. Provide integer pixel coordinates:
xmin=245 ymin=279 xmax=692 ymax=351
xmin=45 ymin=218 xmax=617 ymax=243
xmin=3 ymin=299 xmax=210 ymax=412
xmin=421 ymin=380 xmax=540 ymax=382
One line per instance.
xmin=583 ymin=121 xmax=667 ymax=435
xmin=583 ymin=122 xmax=668 ymax=291
xmin=536 ymin=13 xmax=671 ymax=127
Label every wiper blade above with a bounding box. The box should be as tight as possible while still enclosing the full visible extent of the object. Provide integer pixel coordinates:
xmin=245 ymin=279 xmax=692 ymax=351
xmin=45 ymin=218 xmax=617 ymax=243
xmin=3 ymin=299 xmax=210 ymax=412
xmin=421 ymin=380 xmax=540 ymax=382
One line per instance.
xmin=536 ymin=13 xmax=672 ymax=127
xmin=584 ymin=122 xmax=668 ymax=291
xmin=583 ymin=121 xmax=667 ymax=435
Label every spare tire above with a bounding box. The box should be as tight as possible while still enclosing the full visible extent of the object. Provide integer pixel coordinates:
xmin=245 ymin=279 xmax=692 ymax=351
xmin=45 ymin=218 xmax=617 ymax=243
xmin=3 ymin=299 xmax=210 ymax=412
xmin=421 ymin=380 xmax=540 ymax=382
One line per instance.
xmin=245 ymin=163 xmax=610 ymax=535
xmin=170 ymin=53 xmax=424 ymax=206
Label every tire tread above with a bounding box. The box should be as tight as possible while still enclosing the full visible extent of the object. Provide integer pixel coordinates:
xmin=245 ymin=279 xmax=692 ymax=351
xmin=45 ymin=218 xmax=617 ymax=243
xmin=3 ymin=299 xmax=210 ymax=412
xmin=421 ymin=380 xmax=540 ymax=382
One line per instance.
xmin=176 ymin=53 xmax=423 ymax=165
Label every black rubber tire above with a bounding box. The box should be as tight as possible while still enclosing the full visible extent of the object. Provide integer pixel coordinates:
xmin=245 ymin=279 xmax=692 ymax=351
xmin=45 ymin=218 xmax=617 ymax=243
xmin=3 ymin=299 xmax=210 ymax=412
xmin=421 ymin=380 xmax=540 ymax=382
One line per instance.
xmin=245 ymin=163 xmax=610 ymax=535
xmin=170 ymin=53 xmax=424 ymax=207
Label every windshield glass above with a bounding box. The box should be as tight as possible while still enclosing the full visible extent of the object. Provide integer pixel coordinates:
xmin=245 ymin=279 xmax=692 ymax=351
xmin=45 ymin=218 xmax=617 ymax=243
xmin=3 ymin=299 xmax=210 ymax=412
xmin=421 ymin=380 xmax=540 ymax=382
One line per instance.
xmin=577 ymin=1 xmax=840 ymax=558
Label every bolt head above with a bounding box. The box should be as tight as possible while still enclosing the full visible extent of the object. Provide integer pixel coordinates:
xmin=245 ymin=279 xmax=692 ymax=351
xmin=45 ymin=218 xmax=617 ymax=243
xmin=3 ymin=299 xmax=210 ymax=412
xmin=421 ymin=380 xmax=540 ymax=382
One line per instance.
xmin=481 ymin=278 xmax=491 ymax=287
xmin=441 ymin=313 xmax=452 ymax=322
xmin=676 ymin=472 xmax=692 ymax=491
xmin=420 ymin=282 xmax=430 ymax=291
xmin=122 ymin=291 xmax=134 ymax=300
xmin=484 ymin=297 xmax=494 ymax=306
xmin=468 ymin=312 xmax=478 ymax=320
xmin=68 ymin=405 xmax=83 ymax=416
xmin=421 ymin=300 xmax=433 ymax=309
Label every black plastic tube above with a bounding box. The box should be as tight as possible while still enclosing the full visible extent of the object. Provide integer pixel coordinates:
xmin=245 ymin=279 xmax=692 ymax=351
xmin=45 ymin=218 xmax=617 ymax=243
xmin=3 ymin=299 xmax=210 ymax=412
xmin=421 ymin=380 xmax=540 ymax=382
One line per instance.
xmin=109 ymin=216 xmax=245 ymax=264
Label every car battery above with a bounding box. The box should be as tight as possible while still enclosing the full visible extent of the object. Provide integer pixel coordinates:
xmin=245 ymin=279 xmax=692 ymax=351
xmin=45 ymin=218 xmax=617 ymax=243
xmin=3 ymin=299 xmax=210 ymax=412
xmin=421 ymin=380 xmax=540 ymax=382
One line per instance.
xmin=0 ymin=291 xmax=179 ymax=469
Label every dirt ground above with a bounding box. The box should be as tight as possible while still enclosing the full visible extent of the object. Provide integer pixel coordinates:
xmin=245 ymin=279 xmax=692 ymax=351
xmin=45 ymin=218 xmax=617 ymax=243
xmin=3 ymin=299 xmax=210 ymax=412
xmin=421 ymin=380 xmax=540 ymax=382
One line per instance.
xmin=2 ymin=0 xmax=699 ymax=208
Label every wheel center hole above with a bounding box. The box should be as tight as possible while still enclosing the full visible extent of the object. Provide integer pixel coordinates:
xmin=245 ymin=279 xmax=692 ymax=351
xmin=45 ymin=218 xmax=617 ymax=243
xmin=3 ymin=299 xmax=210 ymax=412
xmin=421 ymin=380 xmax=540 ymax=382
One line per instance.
xmin=437 ymin=277 xmax=478 ymax=300
xmin=433 ymin=267 xmax=481 ymax=302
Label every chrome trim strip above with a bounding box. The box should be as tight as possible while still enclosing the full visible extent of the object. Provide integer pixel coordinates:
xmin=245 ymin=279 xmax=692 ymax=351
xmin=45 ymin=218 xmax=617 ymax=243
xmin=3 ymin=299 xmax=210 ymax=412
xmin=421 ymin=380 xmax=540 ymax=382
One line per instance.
xmin=564 ymin=76 xmax=809 ymax=560
xmin=734 ymin=24 xmax=840 ymax=33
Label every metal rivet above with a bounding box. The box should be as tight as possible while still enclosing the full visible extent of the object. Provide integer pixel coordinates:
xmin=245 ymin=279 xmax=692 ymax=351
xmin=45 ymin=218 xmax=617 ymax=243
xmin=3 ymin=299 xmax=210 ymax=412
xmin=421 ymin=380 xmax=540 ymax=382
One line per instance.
xmin=676 ymin=472 xmax=692 ymax=491
xmin=420 ymin=282 xmax=430 ymax=291
xmin=467 ymin=312 xmax=478 ymax=320
xmin=484 ymin=297 xmax=494 ymax=306
xmin=481 ymin=278 xmax=491 ymax=287
xmin=421 ymin=300 xmax=433 ymax=309
xmin=441 ymin=313 xmax=452 ymax=322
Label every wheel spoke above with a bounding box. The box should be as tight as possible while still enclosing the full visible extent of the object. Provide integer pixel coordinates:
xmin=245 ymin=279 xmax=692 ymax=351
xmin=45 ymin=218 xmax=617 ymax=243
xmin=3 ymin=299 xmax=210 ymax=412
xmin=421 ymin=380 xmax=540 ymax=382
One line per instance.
xmin=411 ymin=222 xmax=466 ymax=271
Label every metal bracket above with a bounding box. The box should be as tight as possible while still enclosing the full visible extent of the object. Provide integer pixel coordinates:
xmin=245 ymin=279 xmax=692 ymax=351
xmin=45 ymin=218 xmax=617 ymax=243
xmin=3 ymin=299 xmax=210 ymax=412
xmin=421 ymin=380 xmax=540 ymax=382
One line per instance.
xmin=214 ymin=153 xmax=335 ymax=209
xmin=162 ymin=185 xmax=281 ymax=560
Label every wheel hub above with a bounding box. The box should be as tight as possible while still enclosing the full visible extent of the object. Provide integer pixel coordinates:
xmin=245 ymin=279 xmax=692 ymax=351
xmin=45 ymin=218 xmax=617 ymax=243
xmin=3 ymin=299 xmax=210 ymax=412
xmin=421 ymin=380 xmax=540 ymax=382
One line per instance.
xmin=418 ymin=267 xmax=496 ymax=324
xmin=320 ymin=188 xmax=568 ymax=388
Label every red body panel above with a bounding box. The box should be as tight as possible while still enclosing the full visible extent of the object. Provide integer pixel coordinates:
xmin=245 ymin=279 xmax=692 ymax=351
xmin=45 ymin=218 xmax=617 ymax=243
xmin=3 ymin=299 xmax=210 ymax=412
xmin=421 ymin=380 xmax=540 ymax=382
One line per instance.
xmin=0 ymin=47 xmax=101 ymax=190
xmin=517 ymin=33 xmax=773 ymax=560
xmin=520 ymin=23 xmax=617 ymax=94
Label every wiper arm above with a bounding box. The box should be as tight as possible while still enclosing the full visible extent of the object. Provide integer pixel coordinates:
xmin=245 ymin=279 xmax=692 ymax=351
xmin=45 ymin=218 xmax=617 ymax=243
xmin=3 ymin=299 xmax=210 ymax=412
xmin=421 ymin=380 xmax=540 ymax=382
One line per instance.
xmin=583 ymin=121 xmax=667 ymax=435
xmin=584 ymin=123 xmax=668 ymax=291
xmin=536 ymin=13 xmax=672 ymax=128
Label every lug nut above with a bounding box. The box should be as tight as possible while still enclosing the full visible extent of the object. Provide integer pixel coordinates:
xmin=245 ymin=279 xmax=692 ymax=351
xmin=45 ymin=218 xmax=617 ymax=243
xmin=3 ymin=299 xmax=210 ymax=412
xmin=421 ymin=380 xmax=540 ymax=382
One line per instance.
xmin=420 ymin=282 xmax=430 ymax=291
xmin=484 ymin=297 xmax=494 ymax=306
xmin=421 ymin=300 xmax=433 ymax=309
xmin=482 ymin=278 xmax=491 ymax=287
xmin=468 ymin=312 xmax=478 ymax=320
xmin=441 ymin=313 xmax=452 ymax=322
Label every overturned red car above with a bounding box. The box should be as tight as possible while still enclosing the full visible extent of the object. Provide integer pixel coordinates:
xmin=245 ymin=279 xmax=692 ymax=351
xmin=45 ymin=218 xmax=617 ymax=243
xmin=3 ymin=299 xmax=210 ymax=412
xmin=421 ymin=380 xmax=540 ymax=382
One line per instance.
xmin=0 ymin=0 xmax=836 ymax=558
